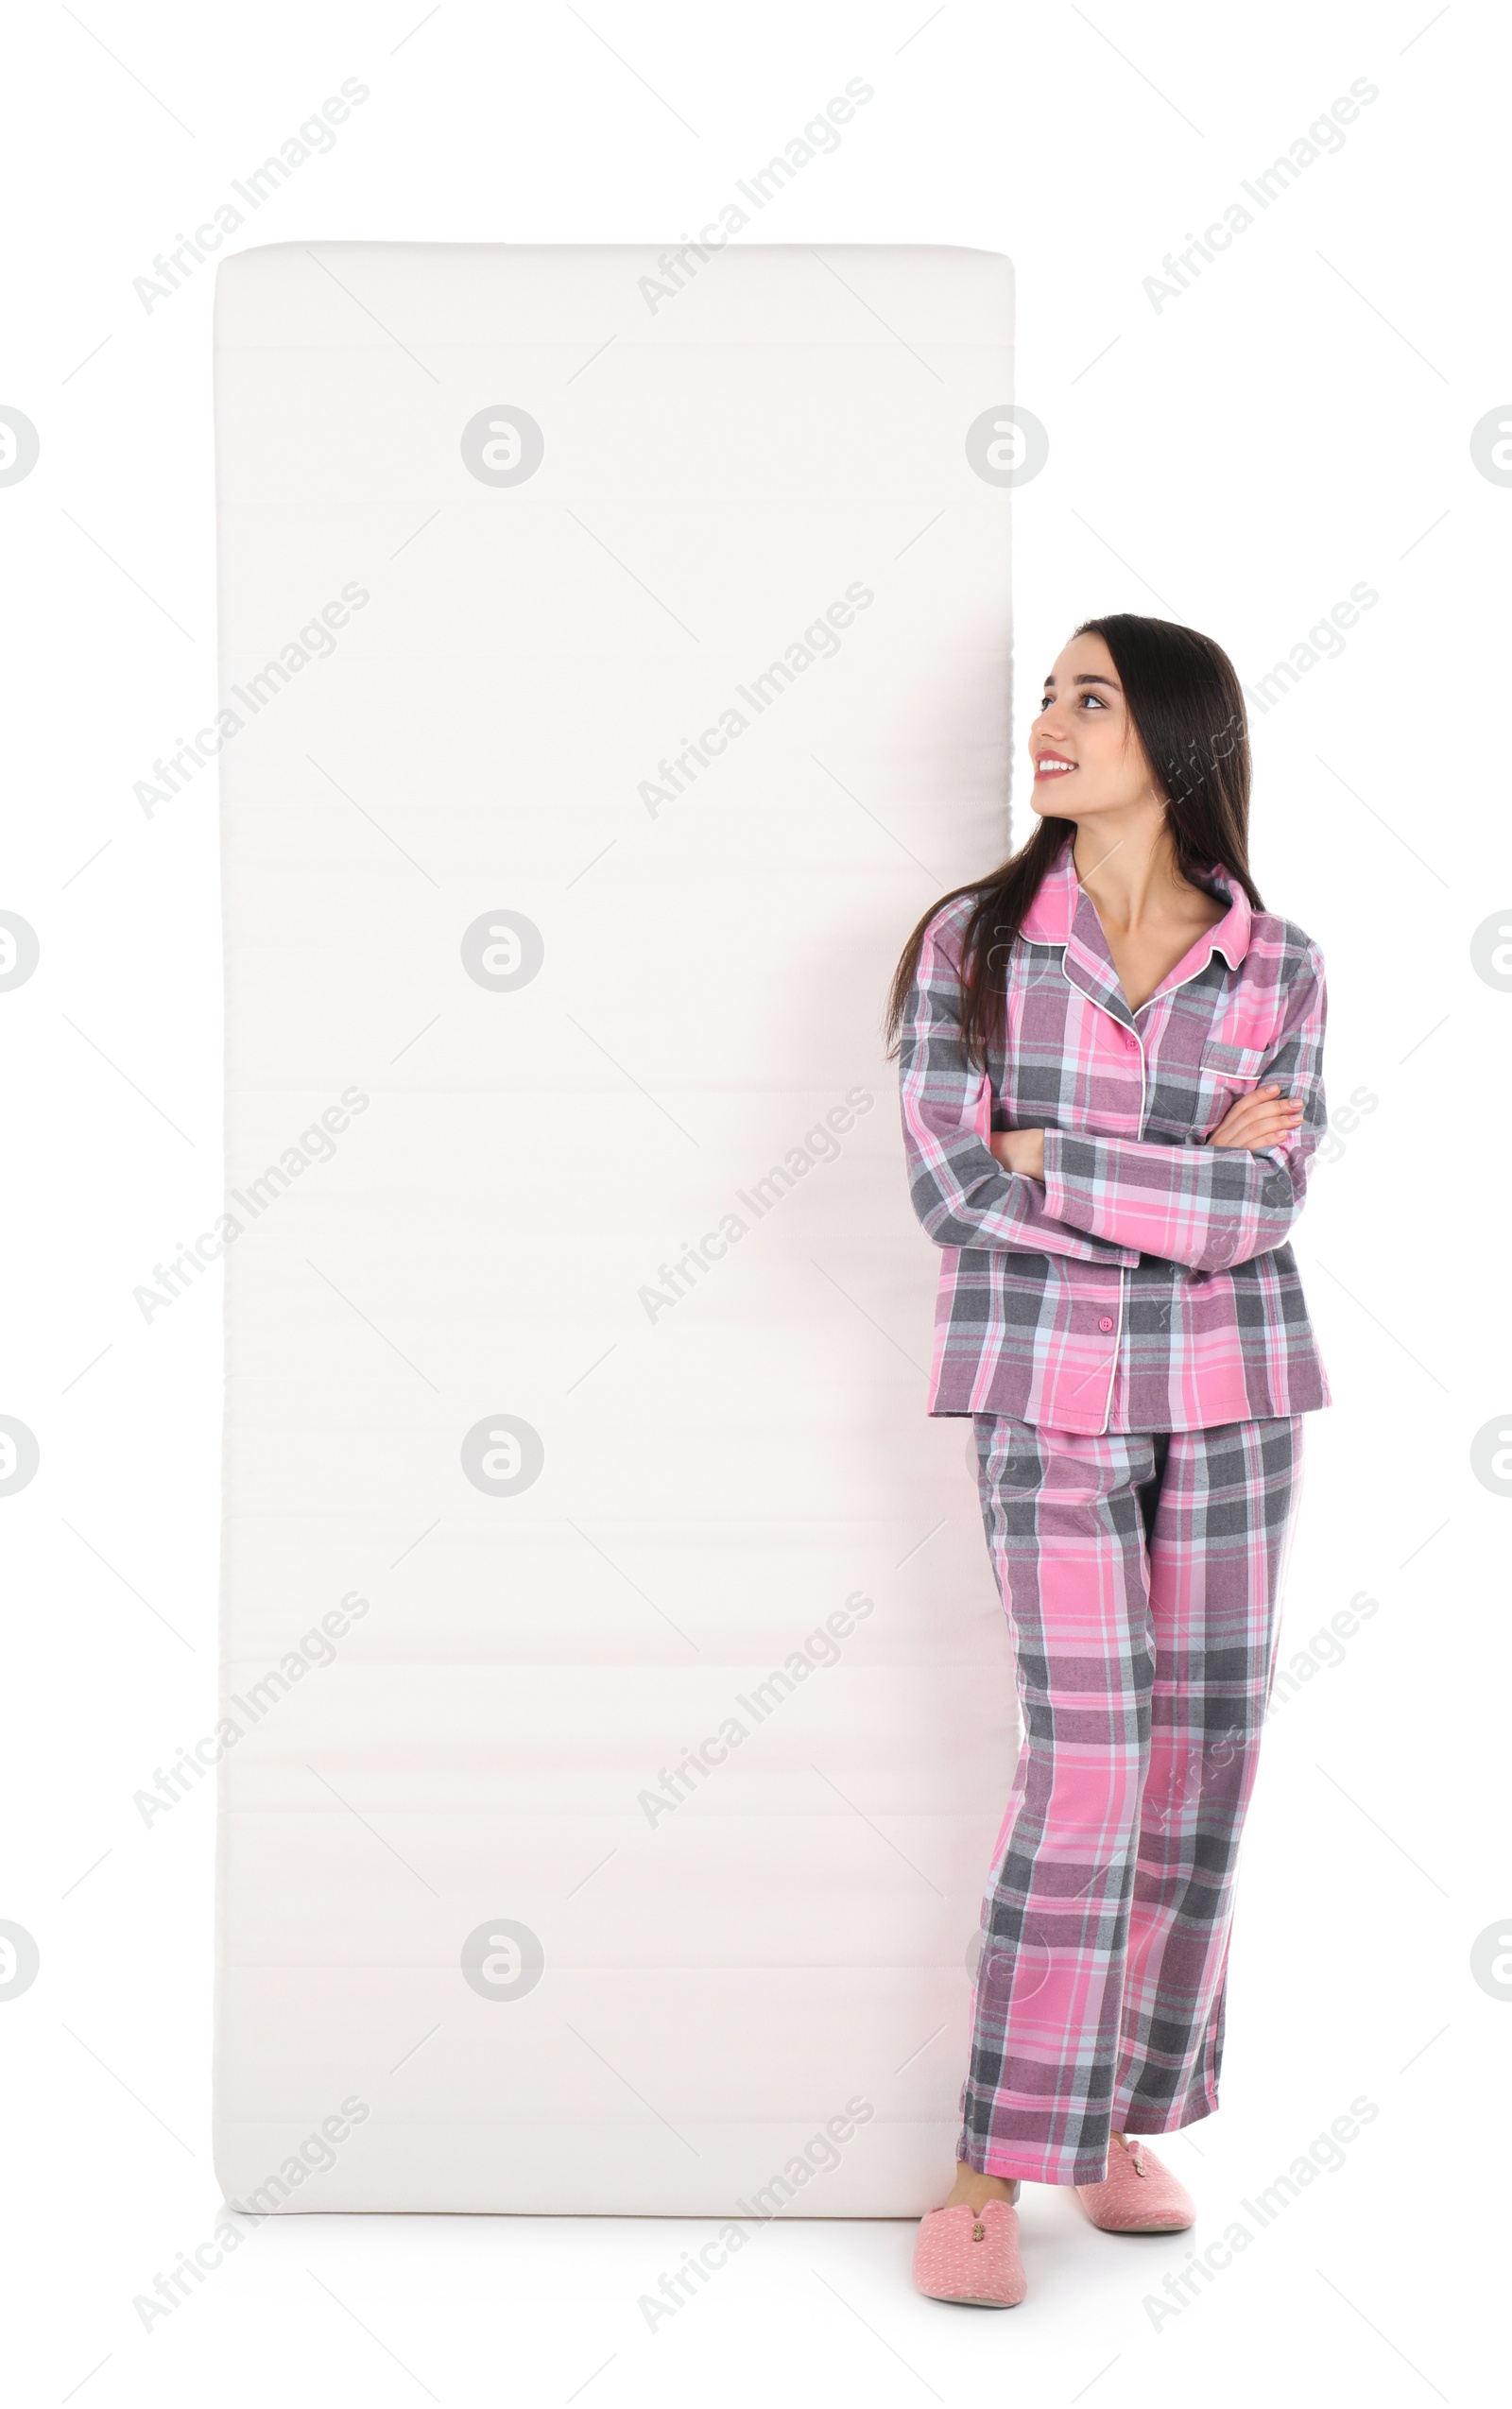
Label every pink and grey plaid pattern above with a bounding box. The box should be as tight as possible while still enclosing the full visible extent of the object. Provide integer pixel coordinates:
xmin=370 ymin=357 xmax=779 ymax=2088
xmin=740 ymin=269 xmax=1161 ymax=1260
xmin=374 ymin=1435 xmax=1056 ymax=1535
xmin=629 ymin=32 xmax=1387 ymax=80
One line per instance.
xmin=961 ymin=1409 xmax=1303 ymax=2186
xmin=897 ymin=839 xmax=1331 ymax=1433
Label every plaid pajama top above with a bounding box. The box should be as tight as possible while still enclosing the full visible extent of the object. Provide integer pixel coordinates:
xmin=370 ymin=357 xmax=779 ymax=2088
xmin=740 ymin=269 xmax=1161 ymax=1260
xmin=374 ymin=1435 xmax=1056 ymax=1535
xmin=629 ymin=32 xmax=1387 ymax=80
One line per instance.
xmin=898 ymin=839 xmax=1332 ymax=1434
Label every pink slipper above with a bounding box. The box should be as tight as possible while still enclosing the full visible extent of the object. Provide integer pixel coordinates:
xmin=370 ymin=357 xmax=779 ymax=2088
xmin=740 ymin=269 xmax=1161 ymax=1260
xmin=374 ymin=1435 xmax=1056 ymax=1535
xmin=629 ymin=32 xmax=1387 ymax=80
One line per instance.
xmin=912 ymin=2196 xmax=1027 ymax=2307
xmin=1074 ymin=2133 xmax=1194 ymax=2232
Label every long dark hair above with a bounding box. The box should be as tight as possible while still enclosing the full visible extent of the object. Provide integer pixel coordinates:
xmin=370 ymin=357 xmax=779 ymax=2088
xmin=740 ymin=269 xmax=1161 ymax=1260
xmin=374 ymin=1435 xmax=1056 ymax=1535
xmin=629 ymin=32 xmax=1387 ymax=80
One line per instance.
xmin=883 ymin=612 xmax=1263 ymax=1072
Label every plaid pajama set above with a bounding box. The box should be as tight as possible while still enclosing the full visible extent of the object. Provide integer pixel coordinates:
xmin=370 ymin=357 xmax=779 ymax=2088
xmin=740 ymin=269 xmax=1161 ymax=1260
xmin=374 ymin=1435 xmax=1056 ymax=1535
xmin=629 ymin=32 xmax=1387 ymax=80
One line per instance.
xmin=898 ymin=839 xmax=1330 ymax=2184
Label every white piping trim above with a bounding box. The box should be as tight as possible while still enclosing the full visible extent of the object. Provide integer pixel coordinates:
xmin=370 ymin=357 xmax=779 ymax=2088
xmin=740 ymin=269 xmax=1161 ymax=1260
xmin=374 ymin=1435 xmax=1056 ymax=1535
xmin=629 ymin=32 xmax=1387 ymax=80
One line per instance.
xmin=1100 ymin=1010 xmax=1146 ymax=1434
xmin=1057 ymin=934 xmax=1238 ymax=1434
xmin=1057 ymin=952 xmax=1140 ymax=1437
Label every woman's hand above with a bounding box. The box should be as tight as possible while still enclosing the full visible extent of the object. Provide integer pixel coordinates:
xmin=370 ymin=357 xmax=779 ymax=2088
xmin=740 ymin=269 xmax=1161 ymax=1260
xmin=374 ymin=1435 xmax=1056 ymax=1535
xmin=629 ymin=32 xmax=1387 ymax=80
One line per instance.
xmin=988 ymin=1127 xmax=1045 ymax=1180
xmin=1206 ymin=1083 xmax=1304 ymax=1151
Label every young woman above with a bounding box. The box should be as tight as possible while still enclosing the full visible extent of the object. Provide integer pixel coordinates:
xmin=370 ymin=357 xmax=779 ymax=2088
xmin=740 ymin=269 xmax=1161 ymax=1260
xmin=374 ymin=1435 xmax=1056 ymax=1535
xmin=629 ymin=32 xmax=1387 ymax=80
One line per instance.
xmin=886 ymin=612 xmax=1330 ymax=2309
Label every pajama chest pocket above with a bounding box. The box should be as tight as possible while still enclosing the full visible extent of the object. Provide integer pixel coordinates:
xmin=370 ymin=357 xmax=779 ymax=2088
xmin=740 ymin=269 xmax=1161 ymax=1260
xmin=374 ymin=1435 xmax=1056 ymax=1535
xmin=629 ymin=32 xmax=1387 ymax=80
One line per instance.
xmin=1202 ymin=1038 xmax=1270 ymax=1085
xmin=1196 ymin=1037 xmax=1271 ymax=1130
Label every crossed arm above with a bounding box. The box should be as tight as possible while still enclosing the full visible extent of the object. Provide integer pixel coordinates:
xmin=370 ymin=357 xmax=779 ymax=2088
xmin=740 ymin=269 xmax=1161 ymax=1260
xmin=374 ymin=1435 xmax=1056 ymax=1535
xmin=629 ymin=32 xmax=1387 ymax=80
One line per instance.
xmin=994 ymin=1087 xmax=1302 ymax=1181
xmin=899 ymin=909 xmax=1329 ymax=1275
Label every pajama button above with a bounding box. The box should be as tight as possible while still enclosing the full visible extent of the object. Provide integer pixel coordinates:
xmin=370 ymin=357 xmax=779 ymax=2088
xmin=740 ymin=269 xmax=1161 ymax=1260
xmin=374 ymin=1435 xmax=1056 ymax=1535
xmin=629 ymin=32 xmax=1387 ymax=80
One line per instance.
xmin=1098 ymin=1316 xmax=1114 ymax=1332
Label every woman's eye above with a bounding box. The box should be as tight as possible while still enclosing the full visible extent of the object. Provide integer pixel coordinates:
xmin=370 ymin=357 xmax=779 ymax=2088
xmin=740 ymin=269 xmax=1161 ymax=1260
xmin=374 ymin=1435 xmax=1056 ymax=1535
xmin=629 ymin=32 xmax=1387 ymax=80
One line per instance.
xmin=1079 ymin=693 xmax=1107 ymax=709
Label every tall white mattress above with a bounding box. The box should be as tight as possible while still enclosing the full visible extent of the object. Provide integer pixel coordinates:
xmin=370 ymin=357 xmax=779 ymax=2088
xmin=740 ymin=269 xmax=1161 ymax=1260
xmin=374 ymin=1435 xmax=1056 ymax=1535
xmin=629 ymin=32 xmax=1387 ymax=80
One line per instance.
xmin=212 ymin=240 xmax=1017 ymax=2215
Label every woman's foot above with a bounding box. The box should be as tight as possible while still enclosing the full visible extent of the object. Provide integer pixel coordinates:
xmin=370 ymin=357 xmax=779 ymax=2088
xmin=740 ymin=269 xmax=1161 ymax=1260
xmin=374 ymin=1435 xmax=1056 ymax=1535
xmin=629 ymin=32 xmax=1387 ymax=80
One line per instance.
xmin=912 ymin=2173 xmax=1027 ymax=2309
xmin=942 ymin=2159 xmax=1021 ymax=2211
xmin=1074 ymin=2132 xmax=1194 ymax=2233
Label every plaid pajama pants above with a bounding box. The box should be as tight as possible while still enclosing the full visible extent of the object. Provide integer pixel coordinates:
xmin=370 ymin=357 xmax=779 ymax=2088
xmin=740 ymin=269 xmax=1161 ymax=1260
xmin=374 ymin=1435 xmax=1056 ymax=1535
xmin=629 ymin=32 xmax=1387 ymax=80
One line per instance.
xmin=959 ymin=1411 xmax=1304 ymax=2187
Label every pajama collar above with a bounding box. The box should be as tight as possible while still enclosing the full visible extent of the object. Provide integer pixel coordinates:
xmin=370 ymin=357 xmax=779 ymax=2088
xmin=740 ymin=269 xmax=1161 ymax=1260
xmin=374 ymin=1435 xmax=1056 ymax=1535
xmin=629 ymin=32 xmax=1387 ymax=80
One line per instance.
xmin=1021 ymin=839 xmax=1253 ymax=1019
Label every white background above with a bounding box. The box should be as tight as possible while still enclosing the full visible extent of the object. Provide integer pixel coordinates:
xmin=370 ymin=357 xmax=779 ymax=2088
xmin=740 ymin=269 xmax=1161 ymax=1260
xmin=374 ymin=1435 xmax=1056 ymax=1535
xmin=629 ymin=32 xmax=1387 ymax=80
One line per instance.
xmin=1 ymin=2 xmax=1502 ymax=2401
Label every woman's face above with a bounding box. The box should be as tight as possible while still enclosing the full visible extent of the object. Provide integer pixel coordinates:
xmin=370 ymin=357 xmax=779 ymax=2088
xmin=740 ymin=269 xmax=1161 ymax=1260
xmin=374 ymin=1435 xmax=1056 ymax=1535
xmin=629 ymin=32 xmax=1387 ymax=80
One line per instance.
xmin=1028 ymin=631 xmax=1160 ymax=824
